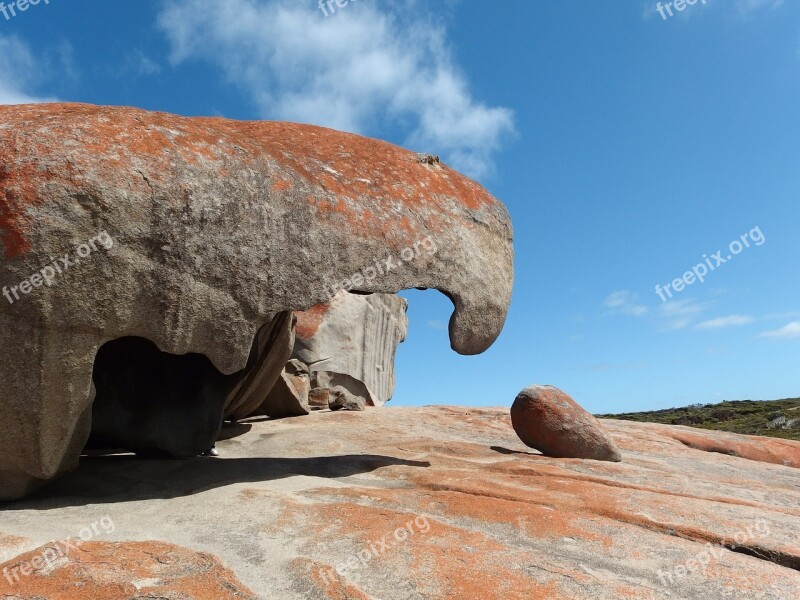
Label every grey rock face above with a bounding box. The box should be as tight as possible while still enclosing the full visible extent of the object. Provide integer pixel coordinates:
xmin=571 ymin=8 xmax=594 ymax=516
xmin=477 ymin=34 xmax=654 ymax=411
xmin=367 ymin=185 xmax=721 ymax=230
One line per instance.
xmin=0 ymin=103 xmax=514 ymax=500
xmin=293 ymin=291 xmax=408 ymax=406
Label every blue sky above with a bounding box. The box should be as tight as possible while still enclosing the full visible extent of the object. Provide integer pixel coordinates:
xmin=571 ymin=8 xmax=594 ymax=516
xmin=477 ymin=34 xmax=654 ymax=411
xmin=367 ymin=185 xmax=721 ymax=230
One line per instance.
xmin=2 ymin=0 xmax=798 ymax=413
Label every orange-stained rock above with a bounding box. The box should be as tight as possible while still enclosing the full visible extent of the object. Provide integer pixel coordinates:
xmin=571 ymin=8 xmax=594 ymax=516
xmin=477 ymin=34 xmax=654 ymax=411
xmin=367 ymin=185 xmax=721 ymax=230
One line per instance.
xmin=0 ymin=541 xmax=256 ymax=599
xmin=511 ymin=385 xmax=622 ymax=462
xmin=664 ymin=426 xmax=800 ymax=468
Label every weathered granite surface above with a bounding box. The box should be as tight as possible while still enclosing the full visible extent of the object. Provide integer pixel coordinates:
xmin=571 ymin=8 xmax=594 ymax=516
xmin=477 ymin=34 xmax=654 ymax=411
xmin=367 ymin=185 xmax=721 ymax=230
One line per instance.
xmin=1 ymin=407 xmax=797 ymax=599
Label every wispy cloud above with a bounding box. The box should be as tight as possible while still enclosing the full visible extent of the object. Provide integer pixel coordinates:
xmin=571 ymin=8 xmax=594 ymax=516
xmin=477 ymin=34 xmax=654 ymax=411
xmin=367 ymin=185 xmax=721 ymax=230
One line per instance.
xmin=759 ymin=321 xmax=800 ymax=339
xmin=0 ymin=35 xmax=56 ymax=105
xmin=426 ymin=319 xmax=447 ymax=331
xmin=584 ymin=363 xmax=647 ymax=371
xmin=120 ymin=49 xmax=162 ymax=77
xmin=735 ymin=0 xmax=784 ymax=16
xmin=764 ymin=311 xmax=800 ymax=320
xmin=604 ymin=290 xmax=649 ymax=317
xmin=696 ymin=315 xmax=755 ymax=330
xmin=157 ymin=0 xmax=514 ymax=179
xmin=658 ymin=298 xmax=709 ymax=331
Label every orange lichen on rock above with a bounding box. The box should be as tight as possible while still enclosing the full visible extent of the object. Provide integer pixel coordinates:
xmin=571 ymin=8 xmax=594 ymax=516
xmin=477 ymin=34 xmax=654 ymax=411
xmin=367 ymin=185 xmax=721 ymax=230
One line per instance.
xmin=294 ymin=302 xmax=333 ymax=340
xmin=272 ymin=178 xmax=293 ymax=191
xmin=0 ymin=541 xmax=257 ymax=599
xmin=291 ymin=557 xmax=376 ymax=600
xmin=0 ymin=103 xmax=505 ymax=258
xmin=279 ymin=497 xmax=566 ymax=599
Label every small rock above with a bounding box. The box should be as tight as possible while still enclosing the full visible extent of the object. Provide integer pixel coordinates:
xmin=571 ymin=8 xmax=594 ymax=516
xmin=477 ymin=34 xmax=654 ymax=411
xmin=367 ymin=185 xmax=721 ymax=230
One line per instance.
xmin=308 ymin=387 xmax=332 ymax=410
xmin=416 ymin=153 xmax=441 ymax=166
xmin=510 ymin=385 xmax=622 ymax=462
xmin=328 ymin=386 xmax=367 ymax=412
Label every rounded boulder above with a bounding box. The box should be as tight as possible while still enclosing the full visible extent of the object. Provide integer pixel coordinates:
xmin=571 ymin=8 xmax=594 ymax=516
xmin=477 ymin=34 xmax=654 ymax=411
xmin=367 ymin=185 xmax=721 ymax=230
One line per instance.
xmin=510 ymin=385 xmax=622 ymax=462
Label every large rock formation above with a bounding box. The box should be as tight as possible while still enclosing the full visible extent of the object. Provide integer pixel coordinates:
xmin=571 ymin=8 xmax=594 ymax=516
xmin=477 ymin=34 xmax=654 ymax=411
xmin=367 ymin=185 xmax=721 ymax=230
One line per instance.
xmin=293 ymin=290 xmax=409 ymax=407
xmin=1 ymin=408 xmax=798 ymax=599
xmin=0 ymin=103 xmax=514 ymax=500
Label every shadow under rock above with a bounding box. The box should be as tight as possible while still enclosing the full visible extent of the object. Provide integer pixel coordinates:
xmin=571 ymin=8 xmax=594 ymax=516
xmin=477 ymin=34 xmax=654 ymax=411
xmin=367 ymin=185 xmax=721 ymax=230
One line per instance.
xmin=217 ymin=421 xmax=253 ymax=441
xmin=490 ymin=445 xmax=543 ymax=457
xmin=1 ymin=454 xmax=430 ymax=510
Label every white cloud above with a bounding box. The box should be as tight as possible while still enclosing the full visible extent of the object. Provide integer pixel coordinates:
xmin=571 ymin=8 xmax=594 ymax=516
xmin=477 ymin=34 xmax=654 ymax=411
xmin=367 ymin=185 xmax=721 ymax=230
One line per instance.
xmin=604 ymin=292 xmax=721 ymax=331
xmin=759 ymin=321 xmax=800 ymax=339
xmin=156 ymin=0 xmax=514 ymax=179
xmin=696 ymin=315 xmax=754 ymax=330
xmin=0 ymin=35 xmax=55 ymax=105
xmin=604 ymin=290 xmax=649 ymax=317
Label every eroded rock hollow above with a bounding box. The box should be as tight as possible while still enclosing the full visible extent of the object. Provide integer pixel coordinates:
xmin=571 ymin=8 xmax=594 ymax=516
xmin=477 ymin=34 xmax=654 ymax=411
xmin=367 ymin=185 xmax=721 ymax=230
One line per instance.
xmin=0 ymin=103 xmax=514 ymax=500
